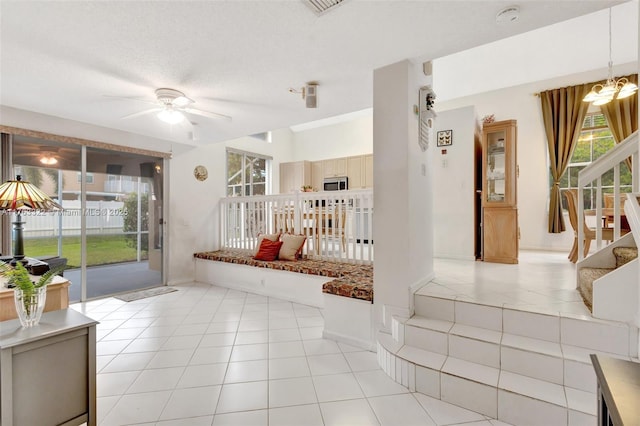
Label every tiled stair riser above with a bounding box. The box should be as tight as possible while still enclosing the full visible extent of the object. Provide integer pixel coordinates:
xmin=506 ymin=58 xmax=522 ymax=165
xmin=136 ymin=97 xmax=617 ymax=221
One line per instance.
xmin=501 ymin=346 xmax=564 ymax=385
xmin=414 ymin=294 xmax=637 ymax=357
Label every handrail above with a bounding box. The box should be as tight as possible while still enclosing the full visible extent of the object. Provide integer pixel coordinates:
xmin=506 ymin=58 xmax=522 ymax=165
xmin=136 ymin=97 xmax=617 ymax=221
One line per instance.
xmin=578 ymin=131 xmax=639 ymax=187
xmin=576 ymin=131 xmax=639 ymax=262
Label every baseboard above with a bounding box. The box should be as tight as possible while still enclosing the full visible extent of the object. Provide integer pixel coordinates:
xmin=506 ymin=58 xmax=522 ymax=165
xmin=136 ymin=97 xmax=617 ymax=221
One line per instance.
xmin=323 ymin=329 xmax=376 ymax=352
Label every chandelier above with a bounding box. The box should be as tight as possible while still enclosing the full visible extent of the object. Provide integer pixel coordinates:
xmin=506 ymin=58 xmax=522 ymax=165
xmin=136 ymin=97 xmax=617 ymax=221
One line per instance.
xmin=583 ymin=8 xmax=637 ymax=106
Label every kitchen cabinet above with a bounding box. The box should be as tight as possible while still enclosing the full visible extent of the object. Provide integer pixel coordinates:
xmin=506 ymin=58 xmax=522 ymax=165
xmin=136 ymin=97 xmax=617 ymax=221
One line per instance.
xmin=345 ymin=154 xmax=374 ymax=189
xmin=279 ymin=161 xmax=311 ymax=193
xmin=363 ymin=154 xmax=373 ymax=188
xmin=311 ymin=161 xmax=324 ymax=191
xmin=323 ymin=158 xmax=347 ymax=178
xmin=482 ymin=119 xmax=518 ymax=264
xmin=347 ymin=156 xmax=364 ymax=189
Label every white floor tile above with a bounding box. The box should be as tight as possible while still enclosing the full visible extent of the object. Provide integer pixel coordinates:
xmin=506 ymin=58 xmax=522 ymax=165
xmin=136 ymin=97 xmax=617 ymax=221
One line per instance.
xmin=212 ymin=410 xmax=268 ymax=426
xmin=177 ymin=363 xmax=227 ymax=388
xmin=269 ymin=341 xmax=306 ymax=359
xmin=345 ymin=351 xmax=383 ymax=372
xmin=157 ymin=415 xmax=214 ymax=425
xmin=206 ymin=321 xmax=239 ymax=334
xmin=235 ymin=330 xmax=269 ymax=345
xmin=303 ymin=338 xmax=342 ymax=355
xmin=190 ymin=346 xmax=232 ymax=365
xmin=148 ymin=348 xmax=195 ymax=368
xmin=313 ymin=372 xmax=364 ymax=402
xmin=229 ymin=343 xmax=268 ymax=361
xmin=306 ymin=352 xmax=351 ymax=376
xmin=101 ymin=352 xmax=155 ymax=373
xmin=269 ymin=404 xmax=324 ymax=426
xmin=216 ymin=381 xmax=269 ymax=414
xmin=161 ymin=334 xmax=203 ymax=350
xmin=122 ymin=337 xmax=168 ymax=353
xmin=368 ymin=393 xmax=436 ymax=426
xmin=224 ymin=359 xmax=268 ymax=383
xmin=127 ymin=366 xmax=185 ymax=393
xmin=199 ymin=332 xmax=236 ymax=348
xmin=269 ymin=376 xmax=318 ymax=408
xmin=269 ymin=356 xmax=311 ymax=379
xmin=100 ymin=390 xmax=172 ymax=425
xmin=413 ymin=392 xmax=486 ymax=425
xmin=239 ymin=319 xmax=269 ymax=331
xmin=269 ymin=318 xmax=300 ymax=329
xmin=354 ymin=369 xmax=410 ymax=397
xmin=269 ymin=328 xmax=302 ymax=342
xmin=97 ymin=371 xmax=140 ymax=397
xmin=320 ymin=398 xmax=380 ymax=426
xmin=300 ymin=326 xmax=324 ymax=340
xmin=159 ymin=385 xmax=221 ymax=420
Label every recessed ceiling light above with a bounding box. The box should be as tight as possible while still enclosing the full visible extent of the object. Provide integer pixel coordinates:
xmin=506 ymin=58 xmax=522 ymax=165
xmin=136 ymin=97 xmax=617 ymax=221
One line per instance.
xmin=496 ymin=6 xmax=520 ymax=24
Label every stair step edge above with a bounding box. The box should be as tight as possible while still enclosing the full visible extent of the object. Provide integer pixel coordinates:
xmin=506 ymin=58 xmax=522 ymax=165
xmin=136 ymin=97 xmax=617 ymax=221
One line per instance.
xmin=390 ymin=342 xmax=597 ymax=413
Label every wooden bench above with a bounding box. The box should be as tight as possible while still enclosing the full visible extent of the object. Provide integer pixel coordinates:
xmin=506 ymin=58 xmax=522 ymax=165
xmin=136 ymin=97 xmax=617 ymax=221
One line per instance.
xmin=193 ymin=250 xmax=374 ymax=349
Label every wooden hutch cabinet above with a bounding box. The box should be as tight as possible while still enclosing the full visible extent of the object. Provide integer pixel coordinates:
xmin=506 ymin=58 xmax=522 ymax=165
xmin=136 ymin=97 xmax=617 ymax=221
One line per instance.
xmin=482 ymin=119 xmax=518 ymax=264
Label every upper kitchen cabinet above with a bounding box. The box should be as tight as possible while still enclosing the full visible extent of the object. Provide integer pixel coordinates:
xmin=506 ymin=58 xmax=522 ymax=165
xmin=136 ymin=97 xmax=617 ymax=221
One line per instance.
xmin=279 ymin=161 xmax=311 ymax=193
xmin=346 ymin=154 xmax=374 ymax=189
xmin=323 ymin=158 xmax=347 ymax=178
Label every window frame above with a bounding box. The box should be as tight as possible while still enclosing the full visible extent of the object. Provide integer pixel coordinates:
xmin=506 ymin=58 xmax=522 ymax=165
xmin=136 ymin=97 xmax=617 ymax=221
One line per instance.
xmin=226 ymin=148 xmax=272 ymax=197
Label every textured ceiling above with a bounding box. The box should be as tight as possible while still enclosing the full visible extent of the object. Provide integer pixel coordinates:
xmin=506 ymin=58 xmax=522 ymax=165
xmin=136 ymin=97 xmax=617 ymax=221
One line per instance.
xmin=0 ymin=0 xmax=623 ymax=148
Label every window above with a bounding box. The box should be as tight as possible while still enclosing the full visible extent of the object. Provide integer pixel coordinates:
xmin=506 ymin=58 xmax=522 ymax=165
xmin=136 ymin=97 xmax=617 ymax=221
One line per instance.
xmin=76 ymin=172 xmax=94 ymax=184
xmin=558 ymin=112 xmax=631 ymax=210
xmin=226 ymin=149 xmax=270 ymax=196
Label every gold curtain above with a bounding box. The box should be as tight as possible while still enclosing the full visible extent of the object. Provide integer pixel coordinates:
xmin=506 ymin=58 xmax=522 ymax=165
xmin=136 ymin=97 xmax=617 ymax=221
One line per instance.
xmin=599 ymin=74 xmax=638 ymax=171
xmin=541 ymin=83 xmax=592 ymax=233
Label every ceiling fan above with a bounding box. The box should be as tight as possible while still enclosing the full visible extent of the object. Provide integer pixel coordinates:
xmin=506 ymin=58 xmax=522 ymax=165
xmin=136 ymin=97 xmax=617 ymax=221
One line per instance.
xmin=118 ymin=88 xmax=232 ymax=125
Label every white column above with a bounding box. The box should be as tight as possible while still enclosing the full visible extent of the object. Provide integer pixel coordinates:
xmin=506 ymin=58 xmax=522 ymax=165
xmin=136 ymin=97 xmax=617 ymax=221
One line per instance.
xmin=373 ymin=60 xmax=434 ymax=331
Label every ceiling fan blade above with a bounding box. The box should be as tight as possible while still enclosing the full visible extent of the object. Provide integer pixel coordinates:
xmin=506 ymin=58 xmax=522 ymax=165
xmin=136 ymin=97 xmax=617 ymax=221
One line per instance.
xmin=183 ymin=107 xmax=232 ymax=121
xmin=121 ymin=108 xmax=161 ymax=120
xmin=103 ymin=95 xmax=159 ymax=106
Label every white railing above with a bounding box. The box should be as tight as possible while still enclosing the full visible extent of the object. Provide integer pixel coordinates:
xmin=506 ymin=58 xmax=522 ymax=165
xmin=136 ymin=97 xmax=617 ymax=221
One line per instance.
xmin=220 ymin=189 xmax=374 ymax=264
xmin=577 ymin=131 xmax=639 ymax=261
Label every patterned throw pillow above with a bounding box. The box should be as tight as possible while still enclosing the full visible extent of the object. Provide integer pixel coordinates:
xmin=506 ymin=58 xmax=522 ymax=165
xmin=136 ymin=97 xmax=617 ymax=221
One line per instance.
xmin=254 ymin=239 xmax=283 ymax=261
xmin=278 ymin=234 xmax=307 ymax=261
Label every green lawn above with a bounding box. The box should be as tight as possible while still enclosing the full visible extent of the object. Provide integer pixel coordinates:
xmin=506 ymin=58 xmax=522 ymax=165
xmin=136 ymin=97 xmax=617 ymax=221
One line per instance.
xmin=24 ymin=235 xmax=148 ymax=268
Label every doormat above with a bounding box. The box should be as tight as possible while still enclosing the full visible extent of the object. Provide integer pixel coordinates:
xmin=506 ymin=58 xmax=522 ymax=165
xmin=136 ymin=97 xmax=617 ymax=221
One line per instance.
xmin=115 ymin=286 xmax=178 ymax=302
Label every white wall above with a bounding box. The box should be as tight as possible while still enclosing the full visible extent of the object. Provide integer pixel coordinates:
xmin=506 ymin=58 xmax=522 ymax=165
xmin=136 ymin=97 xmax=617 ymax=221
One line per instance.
xmin=290 ymin=115 xmax=373 ymax=161
xmin=432 ymin=106 xmax=478 ymax=260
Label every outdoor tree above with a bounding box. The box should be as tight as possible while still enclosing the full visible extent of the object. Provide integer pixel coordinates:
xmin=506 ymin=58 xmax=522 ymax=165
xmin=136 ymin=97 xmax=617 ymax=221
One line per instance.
xmin=123 ymin=192 xmax=149 ymax=252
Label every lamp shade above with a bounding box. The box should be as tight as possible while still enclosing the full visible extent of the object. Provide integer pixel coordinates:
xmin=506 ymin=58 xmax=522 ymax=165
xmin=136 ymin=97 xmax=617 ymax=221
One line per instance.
xmin=0 ymin=176 xmax=62 ymax=211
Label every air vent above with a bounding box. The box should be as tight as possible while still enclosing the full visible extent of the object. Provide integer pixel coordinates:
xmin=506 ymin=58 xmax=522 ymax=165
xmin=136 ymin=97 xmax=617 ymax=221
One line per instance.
xmin=303 ymin=0 xmax=347 ymax=16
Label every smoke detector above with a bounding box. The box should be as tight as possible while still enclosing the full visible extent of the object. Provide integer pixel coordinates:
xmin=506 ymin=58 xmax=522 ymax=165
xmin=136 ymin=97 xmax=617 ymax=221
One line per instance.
xmin=496 ymin=6 xmax=519 ymax=24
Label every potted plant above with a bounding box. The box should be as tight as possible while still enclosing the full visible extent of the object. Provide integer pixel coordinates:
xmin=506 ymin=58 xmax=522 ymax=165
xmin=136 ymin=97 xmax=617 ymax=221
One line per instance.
xmin=1 ymin=262 xmax=65 ymax=327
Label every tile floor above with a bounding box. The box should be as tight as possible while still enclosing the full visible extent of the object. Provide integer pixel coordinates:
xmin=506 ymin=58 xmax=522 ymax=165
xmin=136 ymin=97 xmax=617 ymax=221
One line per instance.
xmin=425 ymin=250 xmax=588 ymax=317
xmin=72 ymin=281 xmax=514 ymax=426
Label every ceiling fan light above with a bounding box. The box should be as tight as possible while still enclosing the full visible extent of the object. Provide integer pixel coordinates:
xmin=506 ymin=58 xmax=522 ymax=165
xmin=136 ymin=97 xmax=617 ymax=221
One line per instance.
xmin=172 ymin=96 xmax=192 ymax=108
xmin=157 ymin=109 xmax=184 ymax=125
xmin=39 ymin=154 xmax=58 ymax=165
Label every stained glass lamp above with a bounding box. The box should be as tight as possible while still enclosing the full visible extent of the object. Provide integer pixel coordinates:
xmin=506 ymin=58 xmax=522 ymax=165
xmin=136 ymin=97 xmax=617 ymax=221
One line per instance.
xmin=0 ymin=175 xmax=63 ymax=265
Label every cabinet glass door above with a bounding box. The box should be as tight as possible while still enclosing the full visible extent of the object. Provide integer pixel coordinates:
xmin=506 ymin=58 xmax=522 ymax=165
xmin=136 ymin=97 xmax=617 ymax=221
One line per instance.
xmin=486 ymin=130 xmax=506 ymax=203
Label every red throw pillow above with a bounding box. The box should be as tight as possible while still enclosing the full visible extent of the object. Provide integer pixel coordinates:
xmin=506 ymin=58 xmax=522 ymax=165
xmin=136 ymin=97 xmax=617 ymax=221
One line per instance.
xmin=254 ymin=239 xmax=283 ymax=261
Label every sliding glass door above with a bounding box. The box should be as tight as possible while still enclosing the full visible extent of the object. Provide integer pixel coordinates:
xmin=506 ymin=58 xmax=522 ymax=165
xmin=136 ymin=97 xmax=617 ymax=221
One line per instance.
xmin=6 ymin=134 xmax=165 ymax=302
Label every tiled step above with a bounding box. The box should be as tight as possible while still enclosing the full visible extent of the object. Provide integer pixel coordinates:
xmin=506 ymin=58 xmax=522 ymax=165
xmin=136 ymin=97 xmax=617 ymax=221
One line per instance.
xmin=413 ymin=294 xmax=638 ymax=359
xmin=377 ymin=332 xmax=596 ymax=424
xmin=378 ymin=295 xmax=640 ymax=426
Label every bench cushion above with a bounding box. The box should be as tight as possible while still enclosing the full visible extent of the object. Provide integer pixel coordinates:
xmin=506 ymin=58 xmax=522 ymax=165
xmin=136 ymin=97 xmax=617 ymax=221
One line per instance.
xmin=194 ymin=250 xmax=373 ymax=303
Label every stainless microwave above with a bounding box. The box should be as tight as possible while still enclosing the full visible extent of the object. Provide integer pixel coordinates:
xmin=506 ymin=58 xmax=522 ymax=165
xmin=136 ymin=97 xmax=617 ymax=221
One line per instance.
xmin=323 ymin=177 xmax=348 ymax=191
